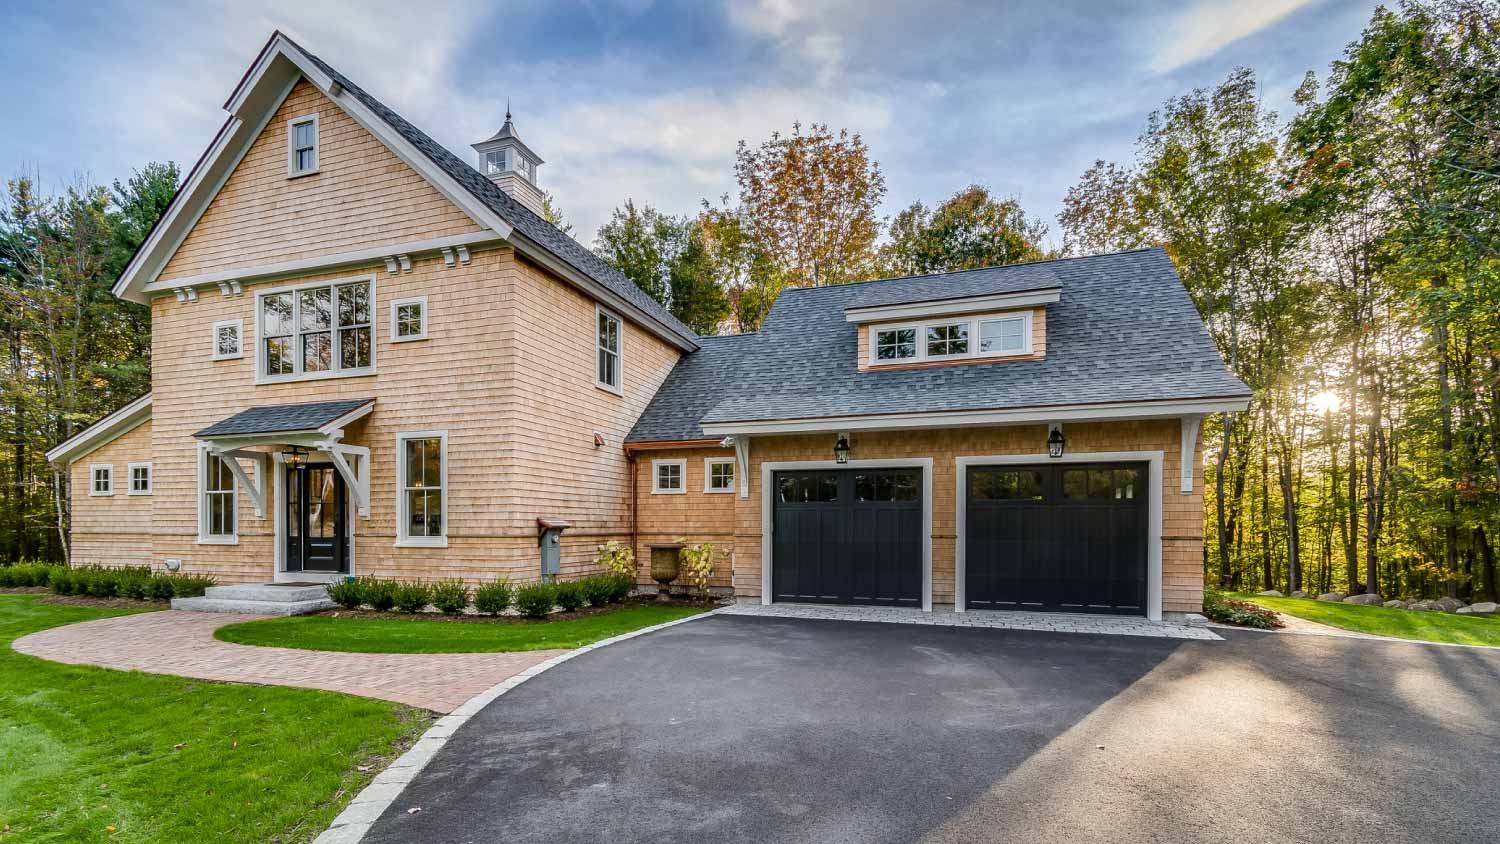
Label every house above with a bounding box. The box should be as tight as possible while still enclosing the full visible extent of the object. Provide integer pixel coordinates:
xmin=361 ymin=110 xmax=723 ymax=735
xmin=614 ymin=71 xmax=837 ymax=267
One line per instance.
xmin=45 ymin=32 xmax=1250 ymax=620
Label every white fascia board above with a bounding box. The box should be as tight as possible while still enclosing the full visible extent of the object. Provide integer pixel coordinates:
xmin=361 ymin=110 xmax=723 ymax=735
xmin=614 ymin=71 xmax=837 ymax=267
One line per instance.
xmin=844 ymin=288 xmax=1061 ymax=324
xmin=507 ymin=230 xmax=699 ymax=352
xmin=700 ymin=396 xmax=1252 ymax=437
xmin=140 ymin=231 xmax=500 ymax=297
xmin=318 ymin=400 xmax=376 ymax=436
xmin=45 ymin=394 xmax=153 ymax=464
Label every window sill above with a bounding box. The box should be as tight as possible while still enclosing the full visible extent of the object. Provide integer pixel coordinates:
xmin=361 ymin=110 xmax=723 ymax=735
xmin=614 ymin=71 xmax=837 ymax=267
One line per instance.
xmin=256 ymin=367 xmax=376 ymax=386
xmin=197 ymin=536 xmax=239 ymax=546
xmin=128 ymin=491 xmax=153 ymax=497
xmin=595 ymin=381 xmax=624 ymax=397
xmin=287 ymin=168 xmax=320 ymax=179
xmin=704 ymin=487 xmax=735 ymax=495
xmin=395 ymin=538 xmax=449 ymax=549
xmin=391 ymin=334 xmax=428 ymax=344
xmin=89 ymin=491 xmax=114 ymax=497
xmin=651 ymin=488 xmax=688 ymax=496
xmin=212 ymin=353 xmax=244 ymax=362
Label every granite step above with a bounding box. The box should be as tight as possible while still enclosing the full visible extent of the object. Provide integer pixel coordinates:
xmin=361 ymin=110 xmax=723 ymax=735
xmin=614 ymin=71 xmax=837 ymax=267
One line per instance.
xmin=173 ymin=583 xmax=335 ymax=616
xmin=203 ymin=583 xmax=331 ymax=603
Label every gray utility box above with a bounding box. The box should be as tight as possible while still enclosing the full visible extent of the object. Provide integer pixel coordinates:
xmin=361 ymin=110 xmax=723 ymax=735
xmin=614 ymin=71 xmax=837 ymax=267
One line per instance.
xmin=537 ymin=518 xmax=571 ymax=579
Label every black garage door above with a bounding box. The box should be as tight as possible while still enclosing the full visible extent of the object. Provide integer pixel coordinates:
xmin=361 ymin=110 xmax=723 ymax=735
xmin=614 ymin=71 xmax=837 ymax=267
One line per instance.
xmin=772 ymin=469 xmax=923 ymax=606
xmin=965 ymin=463 xmax=1147 ymax=615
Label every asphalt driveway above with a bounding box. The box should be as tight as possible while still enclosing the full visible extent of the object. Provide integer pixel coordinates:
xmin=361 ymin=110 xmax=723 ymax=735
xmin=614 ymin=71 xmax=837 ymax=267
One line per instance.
xmin=365 ymin=615 xmax=1500 ymax=844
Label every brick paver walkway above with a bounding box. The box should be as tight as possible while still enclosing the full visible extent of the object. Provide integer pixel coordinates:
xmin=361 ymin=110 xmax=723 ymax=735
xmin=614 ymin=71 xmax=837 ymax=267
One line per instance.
xmin=12 ymin=611 xmax=565 ymax=712
xmin=717 ymin=600 xmax=1223 ymax=640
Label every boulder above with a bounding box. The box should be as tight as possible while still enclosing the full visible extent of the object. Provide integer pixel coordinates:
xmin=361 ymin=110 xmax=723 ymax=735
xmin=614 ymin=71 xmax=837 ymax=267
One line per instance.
xmin=1468 ymin=601 xmax=1499 ymax=616
xmin=1256 ymin=590 xmax=1284 ymax=598
xmin=1409 ymin=600 xmax=1444 ymax=612
xmin=1457 ymin=606 xmax=1474 ymax=615
xmin=1290 ymin=590 xmax=1310 ymax=599
xmin=1316 ymin=592 xmax=1346 ymax=602
xmin=1435 ymin=597 xmax=1466 ymax=612
xmin=1343 ymin=593 xmax=1383 ymax=606
xmin=1383 ymin=600 xmax=1406 ymax=609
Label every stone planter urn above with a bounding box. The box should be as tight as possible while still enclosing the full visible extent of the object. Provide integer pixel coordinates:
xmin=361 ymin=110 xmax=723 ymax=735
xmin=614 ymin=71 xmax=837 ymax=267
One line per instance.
xmin=649 ymin=545 xmax=682 ymax=601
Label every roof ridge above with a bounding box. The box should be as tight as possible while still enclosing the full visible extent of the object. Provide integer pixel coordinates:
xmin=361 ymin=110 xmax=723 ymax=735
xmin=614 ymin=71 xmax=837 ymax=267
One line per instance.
xmin=779 ymin=247 xmax=1165 ymax=296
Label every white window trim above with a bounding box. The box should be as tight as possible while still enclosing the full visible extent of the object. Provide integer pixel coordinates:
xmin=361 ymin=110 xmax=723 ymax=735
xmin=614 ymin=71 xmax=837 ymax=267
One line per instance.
xmin=253 ymin=275 xmax=377 ymax=384
xmin=704 ymin=458 xmax=736 ymax=493
xmin=128 ymin=462 xmax=152 ymax=496
xmin=89 ymin=464 xmax=113 ymax=497
xmin=868 ymin=310 xmax=1033 ymax=367
xmin=395 ymin=430 xmax=449 ymax=548
xmin=595 ymin=305 xmax=624 ymax=396
xmin=652 ymin=458 xmax=687 ymax=495
xmin=212 ymin=318 xmax=243 ymax=360
xmin=197 ymin=446 xmax=239 ymax=545
xmin=390 ymin=295 xmax=428 ymax=342
xmin=286 ymin=113 xmax=320 ymax=177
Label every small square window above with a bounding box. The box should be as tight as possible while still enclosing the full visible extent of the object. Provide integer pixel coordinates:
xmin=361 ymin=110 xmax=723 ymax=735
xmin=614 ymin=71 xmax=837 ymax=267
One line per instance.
xmin=129 ymin=463 xmax=152 ymax=495
xmin=213 ymin=319 xmax=242 ymax=360
xmin=926 ymin=323 xmax=969 ymax=357
xmin=652 ymin=459 xmax=685 ymax=494
xmin=875 ymin=328 xmax=917 ymax=361
xmin=90 ymin=464 xmax=113 ymax=496
xmin=979 ymin=316 xmax=1026 ymax=355
xmin=391 ymin=296 xmax=428 ymax=342
xmin=287 ymin=114 xmax=319 ymax=177
xmin=705 ymin=459 xmax=735 ymax=493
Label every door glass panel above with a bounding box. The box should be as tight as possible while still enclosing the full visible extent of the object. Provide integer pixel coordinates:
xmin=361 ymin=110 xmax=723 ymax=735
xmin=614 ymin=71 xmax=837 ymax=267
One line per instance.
xmin=309 ymin=468 xmax=336 ymax=538
xmin=891 ymin=473 xmax=918 ymax=501
xmin=778 ymin=474 xmax=838 ymax=502
xmin=971 ymin=469 xmax=1043 ymax=500
xmin=1112 ymin=468 xmax=1138 ymax=500
xmin=287 ymin=470 xmax=300 ymax=538
xmin=1064 ymin=468 xmax=1134 ymax=500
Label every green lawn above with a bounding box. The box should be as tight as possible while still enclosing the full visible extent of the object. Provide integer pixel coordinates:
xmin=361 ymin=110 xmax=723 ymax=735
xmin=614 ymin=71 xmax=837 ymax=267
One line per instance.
xmin=214 ymin=604 xmax=708 ymax=654
xmin=1244 ymin=594 xmax=1500 ymax=646
xmin=0 ymin=595 xmax=432 ymax=843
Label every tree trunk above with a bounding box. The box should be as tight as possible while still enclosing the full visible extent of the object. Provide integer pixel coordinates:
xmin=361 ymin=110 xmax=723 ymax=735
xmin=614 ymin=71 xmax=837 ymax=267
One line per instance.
xmin=1477 ymin=526 xmax=1498 ymax=604
xmin=1216 ymin=414 xmax=1235 ymax=588
xmin=1279 ymin=453 xmax=1300 ymax=593
xmin=1437 ymin=312 xmax=1458 ymax=597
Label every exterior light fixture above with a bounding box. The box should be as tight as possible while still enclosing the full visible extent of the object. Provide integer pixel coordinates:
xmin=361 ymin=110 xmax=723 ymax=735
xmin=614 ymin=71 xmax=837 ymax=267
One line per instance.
xmin=834 ymin=432 xmax=851 ymax=464
xmin=1047 ymin=424 xmax=1066 ymax=459
xmin=284 ymin=445 xmax=309 ymax=468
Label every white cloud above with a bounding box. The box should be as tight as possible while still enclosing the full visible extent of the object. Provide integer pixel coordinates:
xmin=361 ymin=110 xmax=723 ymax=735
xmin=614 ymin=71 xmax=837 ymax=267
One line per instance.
xmin=1149 ymin=0 xmax=1322 ymax=74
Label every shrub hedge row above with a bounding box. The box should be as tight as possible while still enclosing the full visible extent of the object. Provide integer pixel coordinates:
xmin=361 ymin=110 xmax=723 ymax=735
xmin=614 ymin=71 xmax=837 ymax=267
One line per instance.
xmin=0 ymin=562 xmax=215 ymax=600
xmin=324 ymin=572 xmax=634 ymax=618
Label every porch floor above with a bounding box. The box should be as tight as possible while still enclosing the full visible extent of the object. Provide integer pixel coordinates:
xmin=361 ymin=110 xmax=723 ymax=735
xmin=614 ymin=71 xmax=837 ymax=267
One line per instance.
xmin=717 ymin=600 xmax=1223 ymax=640
xmin=12 ymin=610 xmax=564 ymax=713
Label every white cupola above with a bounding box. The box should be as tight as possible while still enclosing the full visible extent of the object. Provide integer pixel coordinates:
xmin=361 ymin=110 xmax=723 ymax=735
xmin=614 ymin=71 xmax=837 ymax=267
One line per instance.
xmin=472 ymin=105 xmax=547 ymax=217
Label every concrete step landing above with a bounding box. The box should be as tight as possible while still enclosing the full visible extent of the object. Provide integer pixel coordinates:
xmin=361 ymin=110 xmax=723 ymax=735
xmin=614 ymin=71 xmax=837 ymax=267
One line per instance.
xmin=172 ymin=583 xmax=335 ymax=616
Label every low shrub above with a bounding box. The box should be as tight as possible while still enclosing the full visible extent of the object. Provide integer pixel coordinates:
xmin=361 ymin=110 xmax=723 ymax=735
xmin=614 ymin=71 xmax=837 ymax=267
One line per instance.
xmin=554 ymin=580 xmax=584 ymax=612
xmin=49 ymin=568 xmax=77 ymax=595
xmin=167 ymin=574 xmax=215 ymax=598
xmin=514 ymin=582 xmax=557 ymax=619
xmin=596 ymin=540 xmax=636 ymax=579
xmin=0 ymin=562 xmax=60 ymax=588
xmin=147 ymin=574 xmax=177 ymax=601
xmin=606 ymin=573 xmax=633 ymax=603
xmin=393 ymin=582 xmax=432 ymax=613
xmin=678 ymin=539 xmax=716 ymax=595
xmin=580 ymin=575 xmax=612 ymax=608
xmin=85 ymin=567 xmax=123 ymax=598
xmin=362 ymin=577 xmax=399 ymax=612
xmin=431 ymin=580 xmax=471 ymax=616
xmin=326 ymin=578 xmax=365 ymax=610
xmin=1204 ymin=587 xmax=1284 ymax=629
xmin=473 ymin=579 xmax=514 ymax=615
xmin=120 ymin=569 xmax=152 ymax=600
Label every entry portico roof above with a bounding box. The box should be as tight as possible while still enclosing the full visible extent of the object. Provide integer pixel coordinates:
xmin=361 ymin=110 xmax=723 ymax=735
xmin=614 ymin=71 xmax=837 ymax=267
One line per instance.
xmin=194 ymin=398 xmax=373 ymax=439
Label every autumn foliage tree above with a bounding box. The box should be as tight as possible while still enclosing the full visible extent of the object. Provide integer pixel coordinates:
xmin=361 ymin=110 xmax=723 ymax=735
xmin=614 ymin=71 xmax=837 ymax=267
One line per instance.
xmin=880 ymin=184 xmax=1050 ymax=276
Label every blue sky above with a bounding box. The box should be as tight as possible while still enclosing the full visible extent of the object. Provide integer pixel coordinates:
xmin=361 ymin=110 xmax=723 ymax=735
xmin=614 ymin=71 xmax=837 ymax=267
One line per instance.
xmin=1 ymin=0 xmax=1379 ymax=247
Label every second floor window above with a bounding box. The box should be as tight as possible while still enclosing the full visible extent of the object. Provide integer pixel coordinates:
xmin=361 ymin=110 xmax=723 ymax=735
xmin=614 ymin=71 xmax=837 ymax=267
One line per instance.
xmin=597 ymin=308 xmax=621 ymax=392
xmin=288 ymin=115 xmax=318 ymax=176
xmin=259 ymin=279 xmax=373 ymax=380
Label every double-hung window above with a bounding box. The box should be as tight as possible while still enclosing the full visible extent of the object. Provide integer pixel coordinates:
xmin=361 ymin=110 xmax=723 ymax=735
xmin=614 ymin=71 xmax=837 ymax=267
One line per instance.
xmin=397 ymin=432 xmax=447 ymax=546
xmin=90 ymin=464 xmax=113 ymax=496
xmin=259 ymin=278 xmax=374 ymax=381
xmin=597 ymin=307 xmax=622 ymax=393
xmin=199 ymin=450 xmax=237 ymax=543
xmin=287 ymin=114 xmax=319 ymax=176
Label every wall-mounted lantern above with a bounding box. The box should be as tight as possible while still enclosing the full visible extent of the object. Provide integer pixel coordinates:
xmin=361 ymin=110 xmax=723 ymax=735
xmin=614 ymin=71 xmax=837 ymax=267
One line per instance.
xmin=834 ymin=432 xmax=851 ymax=464
xmin=1047 ymin=423 xmax=1066 ymax=459
xmin=284 ymin=445 xmax=310 ymax=468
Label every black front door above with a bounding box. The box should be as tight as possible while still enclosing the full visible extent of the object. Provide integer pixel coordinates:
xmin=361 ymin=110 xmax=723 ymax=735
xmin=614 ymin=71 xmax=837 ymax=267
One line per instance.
xmin=771 ymin=468 xmax=923 ymax=606
xmin=965 ymin=463 xmax=1147 ymax=614
xmin=285 ymin=464 xmax=349 ymax=574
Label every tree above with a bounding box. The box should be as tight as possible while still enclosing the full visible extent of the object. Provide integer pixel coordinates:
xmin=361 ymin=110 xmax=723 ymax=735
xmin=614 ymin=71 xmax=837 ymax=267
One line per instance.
xmin=541 ymin=191 xmax=572 ymax=236
xmin=878 ymin=185 xmax=1050 ymax=275
xmin=734 ymin=122 xmax=885 ymax=287
xmin=594 ymin=200 xmax=676 ymax=305
xmin=668 ymin=225 xmax=731 ymax=335
xmin=595 ymin=200 xmax=732 ymax=334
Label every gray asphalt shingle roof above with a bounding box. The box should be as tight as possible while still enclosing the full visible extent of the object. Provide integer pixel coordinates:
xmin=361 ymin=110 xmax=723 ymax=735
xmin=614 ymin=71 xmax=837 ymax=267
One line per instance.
xmin=627 ymin=248 xmax=1249 ymax=441
xmin=290 ymin=39 xmax=698 ymax=348
xmin=844 ymin=262 xmax=1062 ymax=310
xmin=195 ymin=398 xmax=373 ymax=438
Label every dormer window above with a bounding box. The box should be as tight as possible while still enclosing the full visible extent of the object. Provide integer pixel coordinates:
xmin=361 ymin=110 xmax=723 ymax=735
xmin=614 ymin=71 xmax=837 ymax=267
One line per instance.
xmin=926 ymin=323 xmax=969 ymax=357
xmin=875 ymin=328 xmax=917 ymax=361
xmin=866 ymin=309 xmax=1035 ymax=367
xmin=979 ymin=316 xmax=1026 ymax=354
xmin=287 ymin=114 xmax=319 ymax=177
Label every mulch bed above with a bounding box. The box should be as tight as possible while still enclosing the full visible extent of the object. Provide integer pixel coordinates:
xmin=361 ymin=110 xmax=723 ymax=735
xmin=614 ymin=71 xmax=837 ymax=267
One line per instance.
xmin=0 ymin=587 xmax=51 ymax=595
xmin=32 ymin=594 xmax=171 ymax=610
xmin=312 ymin=595 xmax=728 ymax=624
